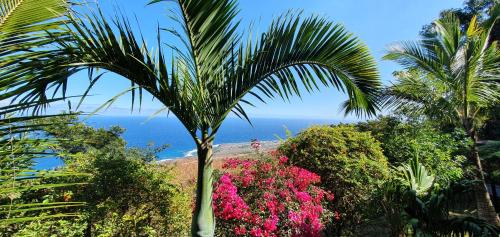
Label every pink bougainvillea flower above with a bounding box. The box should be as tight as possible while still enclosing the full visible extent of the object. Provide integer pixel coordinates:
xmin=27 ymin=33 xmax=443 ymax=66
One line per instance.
xmin=278 ymin=156 xmax=289 ymax=164
xmin=251 ymin=139 xmax=262 ymax=150
xmin=234 ymin=226 xmax=247 ymax=235
xmin=250 ymin=227 xmax=263 ymax=237
xmin=213 ymin=149 xmax=337 ymax=236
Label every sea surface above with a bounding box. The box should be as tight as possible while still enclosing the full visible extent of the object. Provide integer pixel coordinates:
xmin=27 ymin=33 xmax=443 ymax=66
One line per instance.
xmin=34 ymin=116 xmax=343 ymax=169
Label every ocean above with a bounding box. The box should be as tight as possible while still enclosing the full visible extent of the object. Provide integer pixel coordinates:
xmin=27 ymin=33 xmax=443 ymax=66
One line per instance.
xmin=34 ymin=116 xmax=343 ymax=169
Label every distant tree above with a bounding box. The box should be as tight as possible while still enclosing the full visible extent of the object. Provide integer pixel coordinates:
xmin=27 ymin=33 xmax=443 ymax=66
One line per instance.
xmin=35 ymin=114 xmax=127 ymax=157
xmin=421 ymin=0 xmax=498 ymax=38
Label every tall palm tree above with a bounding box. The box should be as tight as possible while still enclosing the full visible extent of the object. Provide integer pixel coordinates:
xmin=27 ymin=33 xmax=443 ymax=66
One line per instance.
xmin=4 ymin=0 xmax=381 ymax=235
xmin=384 ymin=9 xmax=500 ymax=225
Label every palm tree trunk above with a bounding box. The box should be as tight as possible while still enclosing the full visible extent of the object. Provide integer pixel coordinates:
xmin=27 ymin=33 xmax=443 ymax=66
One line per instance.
xmin=467 ymin=129 xmax=500 ymax=226
xmin=191 ymin=139 xmax=215 ymax=237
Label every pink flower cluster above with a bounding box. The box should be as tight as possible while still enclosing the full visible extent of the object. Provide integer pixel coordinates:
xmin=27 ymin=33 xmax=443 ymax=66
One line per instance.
xmin=251 ymin=139 xmax=262 ymax=150
xmin=213 ymin=152 xmax=336 ymax=237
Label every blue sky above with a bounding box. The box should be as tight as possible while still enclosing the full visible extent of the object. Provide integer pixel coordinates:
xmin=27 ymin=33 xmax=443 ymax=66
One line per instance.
xmin=59 ymin=0 xmax=464 ymax=120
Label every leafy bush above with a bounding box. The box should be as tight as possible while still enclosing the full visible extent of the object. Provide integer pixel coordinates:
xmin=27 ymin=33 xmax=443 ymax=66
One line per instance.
xmin=12 ymin=115 xmax=192 ymax=236
xmin=73 ymin=157 xmax=192 ymax=236
xmin=13 ymin=219 xmax=87 ymax=237
xmin=278 ymin=125 xmax=389 ymax=235
xmin=357 ymin=116 xmax=471 ymax=185
xmin=213 ymin=153 xmax=336 ymax=237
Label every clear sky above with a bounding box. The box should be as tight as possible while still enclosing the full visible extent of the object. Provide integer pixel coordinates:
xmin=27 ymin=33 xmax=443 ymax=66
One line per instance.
xmin=59 ymin=0 xmax=464 ymax=120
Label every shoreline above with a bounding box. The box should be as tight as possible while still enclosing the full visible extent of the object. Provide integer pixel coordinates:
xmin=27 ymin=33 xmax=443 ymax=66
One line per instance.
xmin=157 ymin=140 xmax=280 ymax=164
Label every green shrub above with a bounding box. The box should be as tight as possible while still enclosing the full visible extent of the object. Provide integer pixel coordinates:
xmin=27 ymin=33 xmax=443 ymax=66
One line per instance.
xmin=70 ymin=155 xmax=192 ymax=237
xmin=357 ymin=116 xmax=471 ymax=185
xmin=12 ymin=115 xmax=192 ymax=236
xmin=278 ymin=125 xmax=390 ymax=235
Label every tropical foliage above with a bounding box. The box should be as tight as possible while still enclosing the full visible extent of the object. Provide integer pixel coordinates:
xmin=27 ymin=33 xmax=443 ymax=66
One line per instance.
xmin=357 ymin=116 xmax=471 ymax=185
xmin=383 ymin=7 xmax=500 ymax=131
xmin=0 ymin=0 xmax=71 ymax=108
xmin=383 ymin=7 xmax=500 ymax=225
xmin=397 ymin=157 xmax=435 ymax=197
xmin=1 ymin=0 xmax=500 ymax=236
xmin=0 ymin=0 xmax=89 ymax=231
xmin=2 ymin=115 xmax=192 ymax=236
xmin=0 ymin=111 xmax=85 ymax=229
xmin=387 ymin=161 xmax=499 ymax=236
xmin=27 ymin=115 xmax=192 ymax=236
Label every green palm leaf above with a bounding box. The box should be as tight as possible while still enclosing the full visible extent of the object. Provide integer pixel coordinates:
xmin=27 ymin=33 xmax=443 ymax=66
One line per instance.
xmin=0 ymin=107 xmax=86 ymax=225
xmin=383 ymin=12 xmax=500 ymax=127
xmin=0 ymin=0 xmax=67 ymax=34
xmin=0 ymin=0 xmax=71 ymax=111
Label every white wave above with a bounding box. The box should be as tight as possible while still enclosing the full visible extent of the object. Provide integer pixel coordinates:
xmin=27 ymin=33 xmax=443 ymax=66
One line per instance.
xmin=184 ymin=149 xmax=197 ymax=157
xmin=183 ymin=144 xmax=221 ymax=157
xmin=155 ymin=158 xmax=173 ymax=164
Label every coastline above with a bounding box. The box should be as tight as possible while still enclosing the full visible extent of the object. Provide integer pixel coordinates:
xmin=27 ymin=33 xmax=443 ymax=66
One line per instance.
xmin=157 ymin=140 xmax=281 ymax=185
xmin=157 ymin=140 xmax=280 ymax=164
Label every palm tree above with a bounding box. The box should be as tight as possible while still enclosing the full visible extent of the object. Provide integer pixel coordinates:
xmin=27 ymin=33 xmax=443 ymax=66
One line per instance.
xmin=4 ymin=0 xmax=382 ymax=235
xmin=384 ymin=10 xmax=500 ymax=225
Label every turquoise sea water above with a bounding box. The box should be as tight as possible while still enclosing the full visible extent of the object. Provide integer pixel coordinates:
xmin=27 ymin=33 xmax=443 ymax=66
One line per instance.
xmin=34 ymin=116 xmax=343 ymax=169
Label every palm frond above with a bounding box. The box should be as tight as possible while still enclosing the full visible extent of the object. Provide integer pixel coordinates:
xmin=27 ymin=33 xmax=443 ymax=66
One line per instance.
xmin=23 ymin=4 xmax=381 ymax=140
xmin=381 ymin=70 xmax=459 ymax=123
xmin=383 ymin=10 xmax=500 ymax=126
xmin=0 ymin=0 xmax=68 ymax=52
xmin=215 ymin=12 xmax=381 ymax=127
xmin=151 ymin=0 xmax=240 ymax=80
xmin=0 ymin=1 xmax=383 ymax=234
xmin=0 ymin=103 xmax=86 ymax=226
xmin=0 ymin=0 xmax=67 ymax=34
xmin=0 ymin=0 xmax=73 ymax=113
